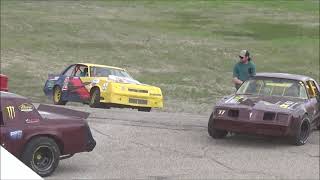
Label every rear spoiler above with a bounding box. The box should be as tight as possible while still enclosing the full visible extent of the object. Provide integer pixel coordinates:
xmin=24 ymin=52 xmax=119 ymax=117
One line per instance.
xmin=37 ymin=104 xmax=90 ymax=119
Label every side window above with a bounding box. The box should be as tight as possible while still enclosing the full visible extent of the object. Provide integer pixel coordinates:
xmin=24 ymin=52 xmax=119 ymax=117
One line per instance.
xmin=74 ymin=66 xmax=88 ymax=77
xmin=298 ymin=82 xmax=308 ymax=99
xmin=310 ymin=81 xmax=319 ymax=95
xmin=306 ymin=80 xmax=319 ymax=98
xmin=63 ymin=65 xmax=76 ymax=76
xmin=90 ymin=67 xmax=96 ymax=77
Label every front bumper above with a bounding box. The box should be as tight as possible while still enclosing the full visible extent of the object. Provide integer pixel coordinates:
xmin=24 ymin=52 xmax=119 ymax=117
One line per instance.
xmin=213 ymin=118 xmax=290 ymax=136
xmin=99 ymin=82 xmax=163 ymax=108
xmin=100 ymin=92 xmax=163 ymax=108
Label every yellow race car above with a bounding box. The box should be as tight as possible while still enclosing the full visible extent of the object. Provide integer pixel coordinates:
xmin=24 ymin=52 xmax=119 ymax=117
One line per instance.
xmin=44 ymin=63 xmax=163 ymax=112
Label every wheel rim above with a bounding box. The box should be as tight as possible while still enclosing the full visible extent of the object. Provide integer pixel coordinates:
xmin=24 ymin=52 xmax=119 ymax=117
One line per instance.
xmin=300 ymin=121 xmax=310 ymax=142
xmin=32 ymin=146 xmax=55 ymax=172
xmin=54 ymin=88 xmax=61 ymax=103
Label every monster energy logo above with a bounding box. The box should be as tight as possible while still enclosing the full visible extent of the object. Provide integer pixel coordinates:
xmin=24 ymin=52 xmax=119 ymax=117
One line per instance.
xmin=6 ymin=106 xmax=15 ymax=119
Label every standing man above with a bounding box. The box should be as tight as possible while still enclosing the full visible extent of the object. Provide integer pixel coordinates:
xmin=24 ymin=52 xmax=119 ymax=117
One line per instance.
xmin=233 ymin=50 xmax=256 ymax=90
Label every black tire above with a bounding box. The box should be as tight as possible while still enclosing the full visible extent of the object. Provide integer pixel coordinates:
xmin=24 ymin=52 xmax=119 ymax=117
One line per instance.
xmin=21 ymin=137 xmax=60 ymax=177
xmin=89 ymin=88 xmax=101 ymax=108
xmin=53 ymin=86 xmax=67 ymax=105
xmin=208 ymin=113 xmax=228 ymax=139
xmin=138 ymin=107 xmax=151 ymax=112
xmin=292 ymin=116 xmax=311 ymax=146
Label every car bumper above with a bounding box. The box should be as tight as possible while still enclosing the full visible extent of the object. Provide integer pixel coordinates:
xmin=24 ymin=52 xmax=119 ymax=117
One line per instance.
xmin=213 ymin=118 xmax=290 ymax=136
xmin=100 ymin=92 xmax=163 ymax=108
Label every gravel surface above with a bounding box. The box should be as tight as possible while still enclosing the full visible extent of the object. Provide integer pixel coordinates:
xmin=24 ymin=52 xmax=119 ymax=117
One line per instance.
xmin=46 ymin=105 xmax=320 ymax=179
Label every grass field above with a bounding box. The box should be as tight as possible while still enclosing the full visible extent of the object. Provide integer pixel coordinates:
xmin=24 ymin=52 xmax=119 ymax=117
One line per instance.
xmin=1 ymin=0 xmax=319 ymax=113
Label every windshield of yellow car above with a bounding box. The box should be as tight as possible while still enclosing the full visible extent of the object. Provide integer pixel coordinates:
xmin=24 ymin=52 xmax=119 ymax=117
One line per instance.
xmin=237 ymin=78 xmax=308 ymax=99
xmin=90 ymin=66 xmax=133 ymax=79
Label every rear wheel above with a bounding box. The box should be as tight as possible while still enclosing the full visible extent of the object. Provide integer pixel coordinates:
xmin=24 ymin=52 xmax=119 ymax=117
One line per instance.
xmin=21 ymin=137 xmax=60 ymax=177
xmin=208 ymin=113 xmax=228 ymax=139
xmin=53 ymin=86 xmax=67 ymax=105
xmin=138 ymin=107 xmax=151 ymax=112
xmin=292 ymin=116 xmax=311 ymax=146
xmin=89 ymin=88 xmax=101 ymax=108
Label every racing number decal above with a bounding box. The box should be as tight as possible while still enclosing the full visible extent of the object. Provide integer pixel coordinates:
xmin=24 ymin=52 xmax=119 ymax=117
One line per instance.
xmin=279 ymin=101 xmax=297 ymax=109
xmin=6 ymin=106 xmax=15 ymax=119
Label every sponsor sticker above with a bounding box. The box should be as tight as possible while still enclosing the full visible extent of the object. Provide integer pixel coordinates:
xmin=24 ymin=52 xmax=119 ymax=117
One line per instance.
xmin=279 ymin=101 xmax=297 ymax=109
xmin=18 ymin=103 xmax=34 ymax=112
xmin=92 ymin=79 xmax=100 ymax=84
xmin=10 ymin=130 xmax=23 ymax=140
xmin=25 ymin=118 xmax=40 ymax=124
xmin=6 ymin=106 xmax=15 ymax=119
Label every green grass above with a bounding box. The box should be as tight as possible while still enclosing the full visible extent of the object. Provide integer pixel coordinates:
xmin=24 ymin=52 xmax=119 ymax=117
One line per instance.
xmin=1 ymin=0 xmax=319 ymax=114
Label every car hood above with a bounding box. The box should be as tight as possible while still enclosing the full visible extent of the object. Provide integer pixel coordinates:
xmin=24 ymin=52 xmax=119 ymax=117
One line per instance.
xmin=216 ymin=94 xmax=306 ymax=112
xmin=108 ymin=75 xmax=142 ymax=85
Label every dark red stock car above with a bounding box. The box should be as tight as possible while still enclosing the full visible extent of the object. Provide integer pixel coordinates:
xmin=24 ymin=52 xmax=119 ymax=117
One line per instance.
xmin=0 ymin=91 xmax=96 ymax=176
xmin=208 ymin=73 xmax=320 ymax=145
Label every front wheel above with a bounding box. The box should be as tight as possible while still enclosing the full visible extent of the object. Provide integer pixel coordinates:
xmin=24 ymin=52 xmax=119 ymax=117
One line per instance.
xmin=53 ymin=86 xmax=67 ymax=105
xmin=89 ymin=88 xmax=101 ymax=108
xmin=21 ymin=137 xmax=60 ymax=177
xmin=292 ymin=116 xmax=311 ymax=146
xmin=208 ymin=113 xmax=228 ymax=139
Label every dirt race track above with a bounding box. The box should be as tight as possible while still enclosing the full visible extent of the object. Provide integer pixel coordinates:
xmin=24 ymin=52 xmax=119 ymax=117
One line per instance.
xmin=46 ymin=105 xmax=320 ymax=180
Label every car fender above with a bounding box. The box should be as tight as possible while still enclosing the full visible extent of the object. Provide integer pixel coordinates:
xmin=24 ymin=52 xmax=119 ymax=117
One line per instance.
xmin=289 ymin=107 xmax=308 ymax=136
xmin=21 ymin=131 xmax=64 ymax=157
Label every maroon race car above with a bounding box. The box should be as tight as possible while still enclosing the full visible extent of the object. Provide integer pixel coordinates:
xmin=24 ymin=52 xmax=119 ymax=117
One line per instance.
xmin=208 ymin=73 xmax=320 ymax=145
xmin=0 ymin=91 xmax=96 ymax=176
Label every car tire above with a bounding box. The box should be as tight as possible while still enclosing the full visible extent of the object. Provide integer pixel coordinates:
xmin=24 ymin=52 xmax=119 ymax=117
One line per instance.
xmin=208 ymin=113 xmax=228 ymax=139
xmin=53 ymin=86 xmax=67 ymax=105
xmin=292 ymin=116 xmax=311 ymax=146
xmin=89 ymin=88 xmax=101 ymax=108
xmin=138 ymin=107 xmax=151 ymax=112
xmin=21 ymin=137 xmax=60 ymax=177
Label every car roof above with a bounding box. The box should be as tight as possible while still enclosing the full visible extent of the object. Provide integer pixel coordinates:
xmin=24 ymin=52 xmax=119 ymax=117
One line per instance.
xmin=77 ymin=63 xmax=125 ymax=71
xmin=0 ymin=91 xmax=28 ymax=100
xmin=255 ymin=72 xmax=315 ymax=82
